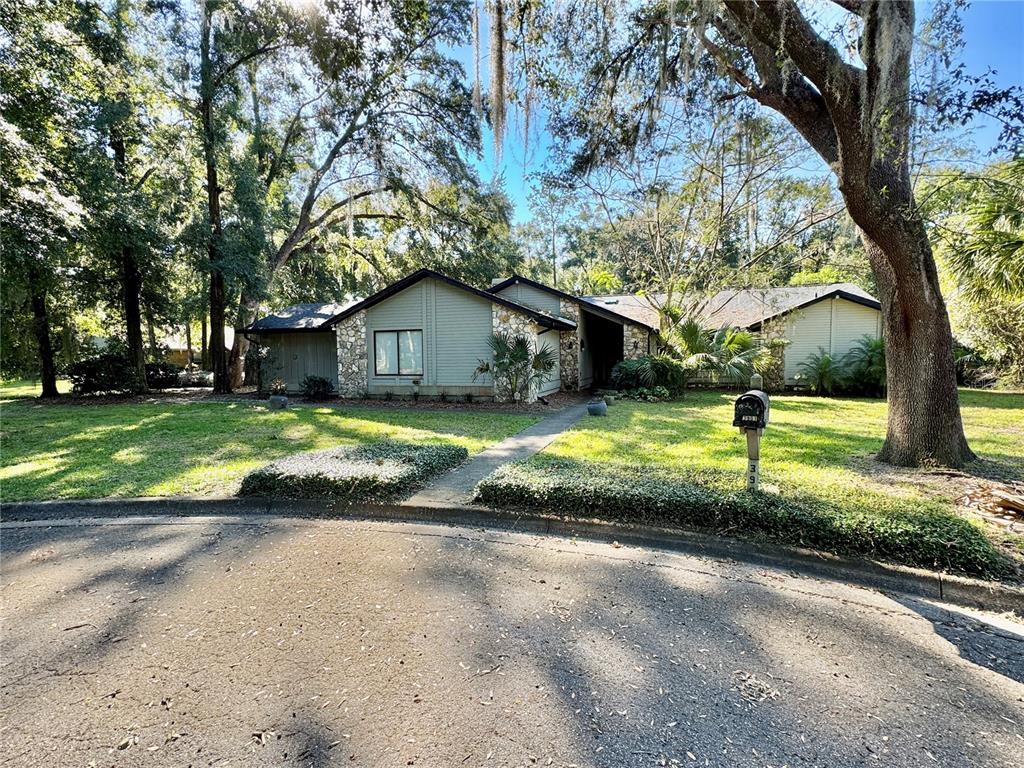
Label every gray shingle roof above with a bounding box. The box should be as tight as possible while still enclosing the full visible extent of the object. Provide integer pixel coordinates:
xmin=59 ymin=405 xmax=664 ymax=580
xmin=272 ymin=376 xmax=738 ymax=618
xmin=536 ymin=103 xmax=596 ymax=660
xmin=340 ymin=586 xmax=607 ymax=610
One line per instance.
xmin=246 ymin=301 xmax=357 ymax=332
xmin=582 ymin=283 xmax=879 ymax=330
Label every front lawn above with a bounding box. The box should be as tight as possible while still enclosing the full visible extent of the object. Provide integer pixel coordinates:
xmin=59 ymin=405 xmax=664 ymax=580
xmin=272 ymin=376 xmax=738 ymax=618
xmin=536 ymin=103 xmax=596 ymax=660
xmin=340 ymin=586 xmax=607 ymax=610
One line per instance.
xmin=476 ymin=389 xmax=1024 ymax=579
xmin=0 ymin=400 xmax=537 ymax=500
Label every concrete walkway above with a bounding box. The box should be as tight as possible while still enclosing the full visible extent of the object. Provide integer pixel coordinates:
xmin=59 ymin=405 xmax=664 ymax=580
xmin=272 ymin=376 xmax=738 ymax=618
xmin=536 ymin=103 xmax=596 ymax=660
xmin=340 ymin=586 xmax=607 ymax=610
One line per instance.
xmin=404 ymin=400 xmax=590 ymax=506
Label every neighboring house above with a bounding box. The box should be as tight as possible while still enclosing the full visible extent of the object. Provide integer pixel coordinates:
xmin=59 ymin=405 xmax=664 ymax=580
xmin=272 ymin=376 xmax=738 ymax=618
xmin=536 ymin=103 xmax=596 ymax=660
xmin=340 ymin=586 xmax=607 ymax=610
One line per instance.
xmin=584 ymin=283 xmax=882 ymax=386
xmin=243 ymin=269 xmax=656 ymax=401
xmin=243 ymin=271 xmax=881 ymax=398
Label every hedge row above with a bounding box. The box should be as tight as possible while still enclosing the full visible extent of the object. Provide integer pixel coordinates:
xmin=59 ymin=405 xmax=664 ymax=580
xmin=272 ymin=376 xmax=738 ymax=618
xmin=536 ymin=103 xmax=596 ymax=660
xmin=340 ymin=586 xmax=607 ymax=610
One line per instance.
xmin=239 ymin=440 xmax=467 ymax=503
xmin=474 ymin=458 xmax=1009 ymax=579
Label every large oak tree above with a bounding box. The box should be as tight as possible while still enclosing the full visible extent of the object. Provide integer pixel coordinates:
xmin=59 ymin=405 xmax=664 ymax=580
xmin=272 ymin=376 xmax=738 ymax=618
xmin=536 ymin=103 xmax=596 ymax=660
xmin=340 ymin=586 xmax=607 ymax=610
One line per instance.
xmin=511 ymin=0 xmax=1021 ymax=466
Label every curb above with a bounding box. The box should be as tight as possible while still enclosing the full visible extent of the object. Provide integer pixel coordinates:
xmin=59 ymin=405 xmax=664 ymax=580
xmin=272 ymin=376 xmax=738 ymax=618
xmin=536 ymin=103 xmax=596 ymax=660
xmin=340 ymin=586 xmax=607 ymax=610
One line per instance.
xmin=3 ymin=496 xmax=1022 ymax=614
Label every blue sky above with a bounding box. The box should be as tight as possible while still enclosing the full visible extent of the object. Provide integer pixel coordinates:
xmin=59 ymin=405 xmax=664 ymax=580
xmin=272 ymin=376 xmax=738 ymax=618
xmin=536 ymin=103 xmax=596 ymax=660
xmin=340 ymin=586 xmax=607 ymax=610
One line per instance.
xmin=452 ymin=1 xmax=1024 ymax=224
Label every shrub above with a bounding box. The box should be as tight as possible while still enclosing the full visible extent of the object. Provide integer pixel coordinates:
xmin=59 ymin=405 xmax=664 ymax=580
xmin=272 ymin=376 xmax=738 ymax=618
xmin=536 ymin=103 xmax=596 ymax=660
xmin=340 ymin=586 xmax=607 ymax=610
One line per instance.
xmin=474 ymin=459 xmax=1009 ymax=578
xmin=473 ymin=332 xmax=557 ymax=402
xmin=795 ymin=349 xmax=845 ymax=395
xmin=843 ymin=335 xmax=886 ymax=397
xmin=619 ymin=386 xmax=671 ymax=402
xmin=146 ymin=361 xmax=183 ymax=390
xmin=68 ymin=353 xmax=134 ymax=395
xmin=239 ymin=440 xmax=468 ymax=503
xmin=611 ymin=354 xmax=686 ymax=393
xmin=269 ymin=378 xmax=288 ymax=396
xmin=178 ymin=369 xmax=214 ymax=388
xmin=301 ymin=375 xmax=335 ymax=401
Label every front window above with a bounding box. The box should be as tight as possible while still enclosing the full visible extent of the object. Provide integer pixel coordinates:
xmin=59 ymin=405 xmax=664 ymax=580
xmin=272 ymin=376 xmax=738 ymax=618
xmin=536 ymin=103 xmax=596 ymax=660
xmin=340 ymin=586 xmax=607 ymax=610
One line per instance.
xmin=374 ymin=330 xmax=423 ymax=376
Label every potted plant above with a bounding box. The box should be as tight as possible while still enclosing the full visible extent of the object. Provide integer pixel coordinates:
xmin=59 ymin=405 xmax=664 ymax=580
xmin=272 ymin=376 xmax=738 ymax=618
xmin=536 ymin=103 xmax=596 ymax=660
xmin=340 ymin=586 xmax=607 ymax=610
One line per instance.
xmin=587 ymin=397 xmax=607 ymax=416
xmin=268 ymin=378 xmax=288 ymax=409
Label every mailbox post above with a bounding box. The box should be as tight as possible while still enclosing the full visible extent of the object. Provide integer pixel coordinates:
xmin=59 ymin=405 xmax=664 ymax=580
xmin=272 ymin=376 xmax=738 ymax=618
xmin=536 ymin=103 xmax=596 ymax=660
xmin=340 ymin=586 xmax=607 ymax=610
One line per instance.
xmin=733 ymin=388 xmax=770 ymax=491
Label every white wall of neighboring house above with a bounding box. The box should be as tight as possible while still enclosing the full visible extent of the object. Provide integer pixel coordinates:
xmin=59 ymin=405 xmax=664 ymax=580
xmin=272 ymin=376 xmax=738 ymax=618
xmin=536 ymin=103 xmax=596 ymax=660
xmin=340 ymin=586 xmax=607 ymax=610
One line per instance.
xmin=783 ymin=297 xmax=883 ymax=384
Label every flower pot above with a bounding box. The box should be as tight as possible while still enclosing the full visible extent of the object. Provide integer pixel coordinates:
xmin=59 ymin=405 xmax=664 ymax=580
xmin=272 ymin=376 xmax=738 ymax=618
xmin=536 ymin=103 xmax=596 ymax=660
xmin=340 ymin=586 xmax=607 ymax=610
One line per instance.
xmin=587 ymin=399 xmax=607 ymax=417
xmin=268 ymin=394 xmax=289 ymax=410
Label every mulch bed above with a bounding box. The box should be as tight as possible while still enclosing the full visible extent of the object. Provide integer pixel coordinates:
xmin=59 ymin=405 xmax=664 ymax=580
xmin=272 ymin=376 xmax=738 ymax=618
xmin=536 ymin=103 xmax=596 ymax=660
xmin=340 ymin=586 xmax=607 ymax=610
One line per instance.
xmin=16 ymin=387 xmax=586 ymax=414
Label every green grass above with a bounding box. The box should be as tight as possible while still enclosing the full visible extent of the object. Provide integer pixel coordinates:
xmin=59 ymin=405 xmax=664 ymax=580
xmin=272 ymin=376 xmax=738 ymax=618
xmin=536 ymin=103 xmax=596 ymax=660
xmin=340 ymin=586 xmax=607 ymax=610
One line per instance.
xmin=479 ymin=389 xmax=1024 ymax=578
xmin=0 ymin=400 xmax=537 ymax=500
xmin=0 ymin=378 xmax=72 ymax=400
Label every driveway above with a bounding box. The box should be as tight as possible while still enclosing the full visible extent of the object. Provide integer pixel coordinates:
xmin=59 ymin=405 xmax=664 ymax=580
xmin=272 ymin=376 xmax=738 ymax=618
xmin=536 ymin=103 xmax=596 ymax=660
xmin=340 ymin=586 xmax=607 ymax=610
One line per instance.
xmin=1 ymin=515 xmax=1021 ymax=767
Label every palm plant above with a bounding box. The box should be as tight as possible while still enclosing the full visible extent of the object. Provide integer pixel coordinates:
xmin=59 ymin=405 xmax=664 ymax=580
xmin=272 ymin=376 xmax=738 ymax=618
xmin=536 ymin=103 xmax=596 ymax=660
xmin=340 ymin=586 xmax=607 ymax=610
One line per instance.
xmin=666 ymin=318 xmax=764 ymax=385
xmin=473 ymin=332 xmax=557 ymax=403
xmin=843 ymin=335 xmax=886 ymax=396
xmin=796 ymin=348 xmax=845 ymax=395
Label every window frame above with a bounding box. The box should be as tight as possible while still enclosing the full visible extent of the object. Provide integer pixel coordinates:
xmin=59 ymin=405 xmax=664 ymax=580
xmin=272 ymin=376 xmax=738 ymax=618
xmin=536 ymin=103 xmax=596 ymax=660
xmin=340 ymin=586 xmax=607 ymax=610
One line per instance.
xmin=373 ymin=329 xmax=424 ymax=377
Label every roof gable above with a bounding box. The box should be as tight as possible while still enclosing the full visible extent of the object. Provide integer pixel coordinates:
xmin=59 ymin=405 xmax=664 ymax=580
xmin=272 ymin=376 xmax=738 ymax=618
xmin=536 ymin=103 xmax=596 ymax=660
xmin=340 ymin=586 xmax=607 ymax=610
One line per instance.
xmin=327 ymin=269 xmax=576 ymax=331
xmin=490 ymin=274 xmax=659 ymax=331
xmin=246 ymin=302 xmax=356 ymax=332
xmin=583 ymin=283 xmax=879 ymax=331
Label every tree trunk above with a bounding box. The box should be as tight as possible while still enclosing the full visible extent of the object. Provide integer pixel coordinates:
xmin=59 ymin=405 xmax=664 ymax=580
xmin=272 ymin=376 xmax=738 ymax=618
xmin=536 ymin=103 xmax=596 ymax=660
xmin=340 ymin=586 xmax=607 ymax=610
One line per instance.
xmin=146 ymin=308 xmax=159 ymax=360
xmin=30 ymin=279 xmax=59 ymax=398
xmin=201 ymin=314 xmax=209 ymax=369
xmin=859 ymin=234 xmax=974 ymax=466
xmin=227 ymin=293 xmax=259 ymax=390
xmin=185 ymin=321 xmax=193 ymax=366
xmin=200 ymin=2 xmax=230 ymax=393
xmin=110 ymin=130 xmax=149 ymax=393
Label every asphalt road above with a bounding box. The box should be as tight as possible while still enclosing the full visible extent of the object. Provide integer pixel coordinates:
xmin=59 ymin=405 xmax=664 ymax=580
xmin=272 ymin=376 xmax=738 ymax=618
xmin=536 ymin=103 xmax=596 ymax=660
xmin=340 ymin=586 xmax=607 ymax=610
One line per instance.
xmin=1 ymin=516 xmax=1022 ymax=768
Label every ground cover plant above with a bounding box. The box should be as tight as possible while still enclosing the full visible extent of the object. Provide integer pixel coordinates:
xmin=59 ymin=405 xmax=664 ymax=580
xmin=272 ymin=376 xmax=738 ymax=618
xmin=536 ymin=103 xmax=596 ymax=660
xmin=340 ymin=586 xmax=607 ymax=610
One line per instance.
xmin=239 ymin=440 xmax=467 ymax=502
xmin=476 ymin=389 xmax=1024 ymax=579
xmin=0 ymin=400 xmax=537 ymax=500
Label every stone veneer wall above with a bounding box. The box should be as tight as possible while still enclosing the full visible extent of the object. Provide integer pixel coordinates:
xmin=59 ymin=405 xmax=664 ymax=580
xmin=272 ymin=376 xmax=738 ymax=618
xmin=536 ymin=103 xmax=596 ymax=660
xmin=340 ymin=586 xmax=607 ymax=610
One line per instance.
xmin=557 ymin=299 xmax=580 ymax=391
xmin=335 ymin=311 xmax=367 ymax=397
xmin=623 ymin=323 xmax=649 ymax=360
xmin=492 ymin=304 xmax=539 ymax=403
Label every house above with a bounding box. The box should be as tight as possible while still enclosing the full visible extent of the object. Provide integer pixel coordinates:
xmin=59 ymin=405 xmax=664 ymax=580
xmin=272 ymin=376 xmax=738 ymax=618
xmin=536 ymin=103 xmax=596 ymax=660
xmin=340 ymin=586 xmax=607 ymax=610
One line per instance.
xmin=583 ymin=283 xmax=882 ymax=386
xmin=243 ymin=271 xmax=881 ymax=399
xmin=243 ymin=269 xmax=657 ymax=401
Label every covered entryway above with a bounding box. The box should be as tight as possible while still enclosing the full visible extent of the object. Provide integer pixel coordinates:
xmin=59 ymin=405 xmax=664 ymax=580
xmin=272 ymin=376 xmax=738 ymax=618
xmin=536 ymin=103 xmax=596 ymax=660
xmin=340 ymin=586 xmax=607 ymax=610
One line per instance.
xmin=582 ymin=312 xmax=623 ymax=387
xmin=536 ymin=329 xmax=560 ymax=396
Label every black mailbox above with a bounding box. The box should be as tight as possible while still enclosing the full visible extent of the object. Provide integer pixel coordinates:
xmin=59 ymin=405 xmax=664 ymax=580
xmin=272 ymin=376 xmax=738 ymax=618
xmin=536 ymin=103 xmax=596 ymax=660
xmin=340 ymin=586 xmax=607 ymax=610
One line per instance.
xmin=733 ymin=389 xmax=770 ymax=429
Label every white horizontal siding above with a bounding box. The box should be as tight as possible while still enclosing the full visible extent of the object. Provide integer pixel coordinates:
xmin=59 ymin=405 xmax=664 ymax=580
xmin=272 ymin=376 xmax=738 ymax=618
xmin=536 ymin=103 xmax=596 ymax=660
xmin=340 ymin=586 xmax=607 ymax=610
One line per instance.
xmin=783 ymin=297 xmax=882 ymax=384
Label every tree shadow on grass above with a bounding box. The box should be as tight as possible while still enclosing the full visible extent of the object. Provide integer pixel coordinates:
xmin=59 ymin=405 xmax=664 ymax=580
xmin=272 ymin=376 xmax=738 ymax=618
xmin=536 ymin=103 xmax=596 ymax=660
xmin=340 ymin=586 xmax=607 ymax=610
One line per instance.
xmin=420 ymin=532 xmax=1024 ymax=767
xmin=1 ymin=400 xmax=527 ymax=501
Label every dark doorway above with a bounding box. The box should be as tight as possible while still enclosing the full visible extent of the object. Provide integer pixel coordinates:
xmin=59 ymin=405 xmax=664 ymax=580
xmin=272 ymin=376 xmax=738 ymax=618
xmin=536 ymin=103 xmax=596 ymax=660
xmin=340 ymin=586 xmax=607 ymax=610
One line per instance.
xmin=584 ymin=312 xmax=624 ymax=386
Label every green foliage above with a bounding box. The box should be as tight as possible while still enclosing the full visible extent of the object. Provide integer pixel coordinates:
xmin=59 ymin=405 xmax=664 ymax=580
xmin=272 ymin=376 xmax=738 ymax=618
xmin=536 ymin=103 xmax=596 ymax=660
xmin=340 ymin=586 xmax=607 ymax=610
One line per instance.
xmin=795 ymin=349 xmax=845 ymax=396
xmin=618 ymin=386 xmax=671 ymax=402
xmin=665 ymin=319 xmax=766 ymax=384
xmin=611 ymin=354 xmax=685 ymax=394
xmin=145 ymin=362 xmax=183 ymax=390
xmin=269 ymin=378 xmax=287 ymax=396
xmin=301 ymin=375 xmax=335 ymax=401
xmin=239 ymin=441 xmax=468 ymax=502
xmin=68 ymin=353 xmax=134 ymax=395
xmin=474 ymin=332 xmax=557 ymax=403
xmin=474 ymin=458 xmax=1008 ymax=578
xmin=843 ymin=335 xmax=887 ymax=396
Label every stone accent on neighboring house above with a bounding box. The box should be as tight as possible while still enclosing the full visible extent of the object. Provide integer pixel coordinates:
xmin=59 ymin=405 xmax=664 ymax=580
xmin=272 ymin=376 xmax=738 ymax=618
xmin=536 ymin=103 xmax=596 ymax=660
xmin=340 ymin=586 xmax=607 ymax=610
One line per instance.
xmin=492 ymin=304 xmax=540 ymax=403
xmin=557 ymin=299 xmax=580 ymax=391
xmin=623 ymin=323 xmax=650 ymax=360
xmin=758 ymin=318 xmax=789 ymax=392
xmin=335 ymin=311 xmax=367 ymax=397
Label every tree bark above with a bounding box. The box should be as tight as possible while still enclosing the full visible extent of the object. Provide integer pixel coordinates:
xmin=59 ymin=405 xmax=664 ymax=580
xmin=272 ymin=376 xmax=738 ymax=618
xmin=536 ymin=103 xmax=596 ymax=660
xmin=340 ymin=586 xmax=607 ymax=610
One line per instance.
xmin=146 ymin=309 xmax=159 ymax=360
xmin=185 ymin=321 xmax=193 ymax=366
xmin=704 ymin=0 xmax=974 ymax=467
xmin=859 ymin=234 xmax=974 ymax=465
xmin=200 ymin=1 xmax=230 ymax=393
xmin=201 ymin=314 xmax=209 ymax=369
xmin=228 ymin=293 xmax=259 ymax=389
xmin=29 ymin=277 xmax=59 ymax=398
xmin=110 ymin=131 xmax=149 ymax=393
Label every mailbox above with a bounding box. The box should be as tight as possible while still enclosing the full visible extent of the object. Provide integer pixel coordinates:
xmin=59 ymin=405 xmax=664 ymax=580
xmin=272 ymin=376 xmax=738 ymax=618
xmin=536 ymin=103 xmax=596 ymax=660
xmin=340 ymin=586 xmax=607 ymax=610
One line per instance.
xmin=733 ymin=389 xmax=770 ymax=429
